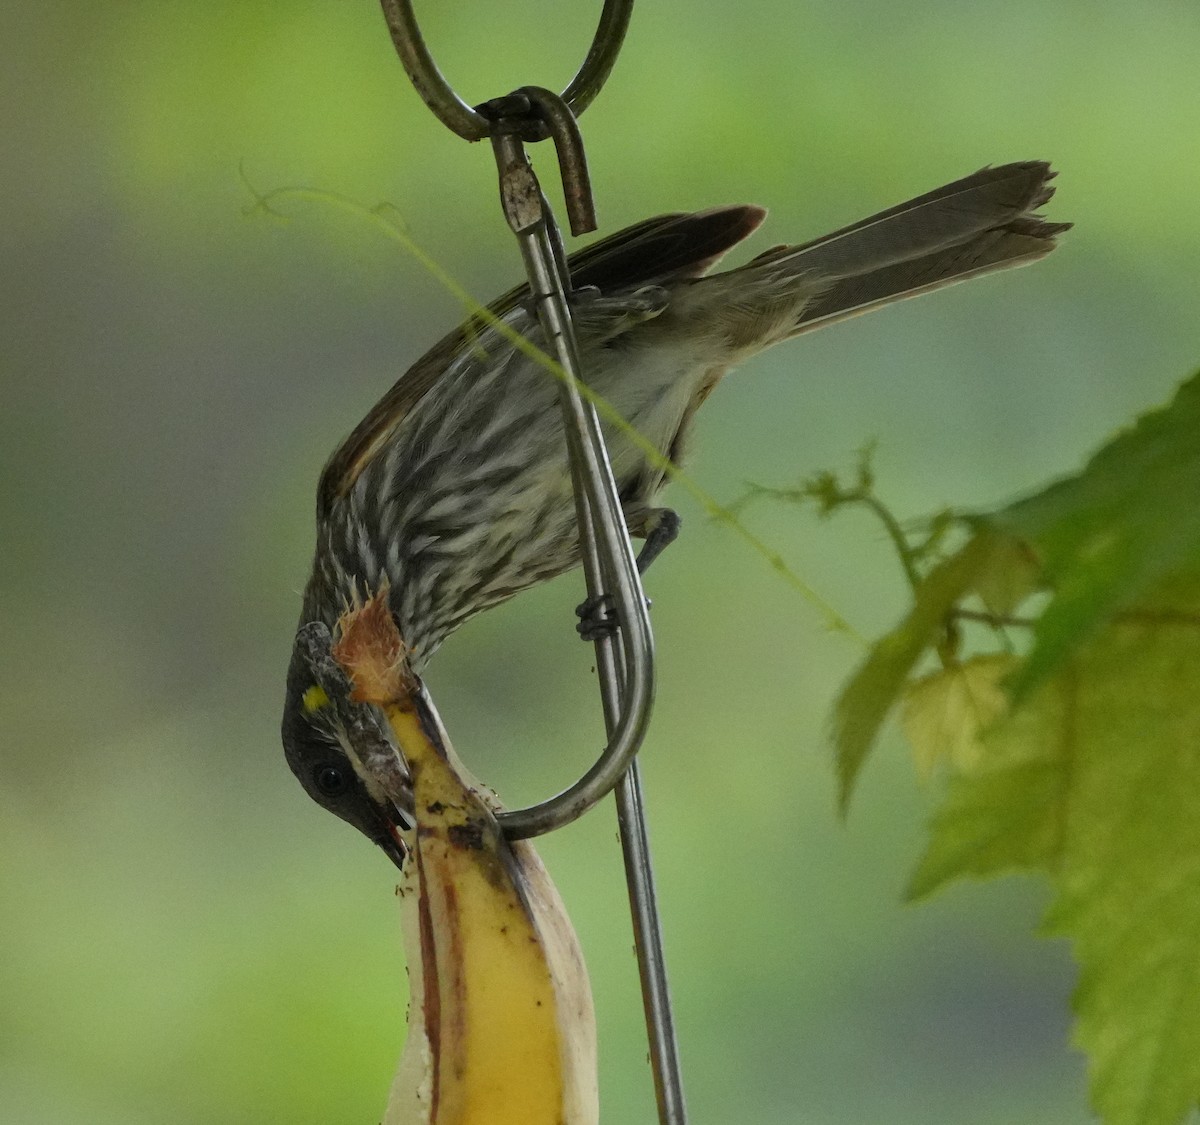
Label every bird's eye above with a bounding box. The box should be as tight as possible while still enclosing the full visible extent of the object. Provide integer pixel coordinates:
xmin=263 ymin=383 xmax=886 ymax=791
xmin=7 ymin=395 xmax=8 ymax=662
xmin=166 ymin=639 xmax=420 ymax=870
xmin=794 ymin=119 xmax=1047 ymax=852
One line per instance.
xmin=314 ymin=764 xmax=349 ymax=796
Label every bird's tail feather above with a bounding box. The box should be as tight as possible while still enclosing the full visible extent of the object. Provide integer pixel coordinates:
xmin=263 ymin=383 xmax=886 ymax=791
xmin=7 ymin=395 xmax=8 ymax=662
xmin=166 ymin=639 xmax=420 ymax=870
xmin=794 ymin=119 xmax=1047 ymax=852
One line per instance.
xmin=789 ymin=213 xmax=1067 ymax=337
xmin=718 ymin=161 xmax=1069 ymax=345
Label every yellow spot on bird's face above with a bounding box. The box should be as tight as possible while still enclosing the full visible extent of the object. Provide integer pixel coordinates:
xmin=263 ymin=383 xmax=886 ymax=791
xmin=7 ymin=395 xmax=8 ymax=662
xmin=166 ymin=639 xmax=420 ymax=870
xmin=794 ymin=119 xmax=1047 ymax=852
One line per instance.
xmin=302 ymin=684 xmax=330 ymax=713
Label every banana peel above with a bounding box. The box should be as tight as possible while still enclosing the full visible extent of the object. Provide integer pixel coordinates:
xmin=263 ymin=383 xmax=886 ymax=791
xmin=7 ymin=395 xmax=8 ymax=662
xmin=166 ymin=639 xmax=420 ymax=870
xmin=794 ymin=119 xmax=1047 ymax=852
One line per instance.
xmin=332 ymin=592 xmax=599 ymax=1125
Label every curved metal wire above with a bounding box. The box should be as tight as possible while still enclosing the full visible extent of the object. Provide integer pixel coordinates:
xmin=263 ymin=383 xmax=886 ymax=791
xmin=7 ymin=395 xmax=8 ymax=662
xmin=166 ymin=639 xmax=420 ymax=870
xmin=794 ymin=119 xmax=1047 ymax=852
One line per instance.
xmin=556 ymin=0 xmax=634 ymax=120
xmin=488 ymin=123 xmax=655 ymax=839
xmin=373 ymin=50 xmax=686 ymax=1117
xmin=377 ymin=0 xmax=634 ymax=141
xmin=516 ymin=86 xmax=596 ymax=235
xmin=483 ymin=124 xmax=685 ymax=1118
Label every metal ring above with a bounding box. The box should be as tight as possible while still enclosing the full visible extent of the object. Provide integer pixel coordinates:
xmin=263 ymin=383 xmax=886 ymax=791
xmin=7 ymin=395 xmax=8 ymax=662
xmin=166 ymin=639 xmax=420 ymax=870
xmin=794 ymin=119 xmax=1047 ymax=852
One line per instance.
xmin=558 ymin=0 xmax=635 ymax=118
xmin=378 ymin=0 xmax=634 ymax=141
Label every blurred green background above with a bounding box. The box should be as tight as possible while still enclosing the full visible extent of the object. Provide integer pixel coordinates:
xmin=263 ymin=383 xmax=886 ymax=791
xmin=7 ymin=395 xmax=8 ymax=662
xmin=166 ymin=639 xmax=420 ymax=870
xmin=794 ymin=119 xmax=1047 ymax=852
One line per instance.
xmin=3 ymin=2 xmax=1196 ymax=1122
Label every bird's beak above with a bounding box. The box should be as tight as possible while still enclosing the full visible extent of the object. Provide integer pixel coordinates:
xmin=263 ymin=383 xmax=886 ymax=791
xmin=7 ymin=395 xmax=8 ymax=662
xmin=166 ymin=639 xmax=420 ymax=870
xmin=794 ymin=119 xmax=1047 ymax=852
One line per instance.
xmin=375 ymin=826 xmax=408 ymax=870
xmin=374 ymin=800 xmax=415 ymax=871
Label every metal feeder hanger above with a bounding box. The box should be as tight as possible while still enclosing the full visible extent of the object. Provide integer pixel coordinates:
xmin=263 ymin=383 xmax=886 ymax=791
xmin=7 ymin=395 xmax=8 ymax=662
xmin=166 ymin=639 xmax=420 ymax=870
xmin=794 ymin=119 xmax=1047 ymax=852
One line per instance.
xmin=377 ymin=2 xmax=687 ymax=1122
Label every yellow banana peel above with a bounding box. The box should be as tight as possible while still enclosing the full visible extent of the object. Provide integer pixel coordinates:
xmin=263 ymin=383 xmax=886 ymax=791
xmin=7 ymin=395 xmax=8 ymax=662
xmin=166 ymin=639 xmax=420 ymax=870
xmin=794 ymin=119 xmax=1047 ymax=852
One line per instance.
xmin=332 ymin=592 xmax=599 ymax=1125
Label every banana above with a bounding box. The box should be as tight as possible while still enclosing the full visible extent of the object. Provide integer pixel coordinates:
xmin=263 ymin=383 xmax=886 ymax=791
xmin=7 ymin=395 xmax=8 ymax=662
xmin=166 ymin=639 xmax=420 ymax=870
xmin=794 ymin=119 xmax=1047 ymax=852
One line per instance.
xmin=331 ymin=592 xmax=599 ymax=1125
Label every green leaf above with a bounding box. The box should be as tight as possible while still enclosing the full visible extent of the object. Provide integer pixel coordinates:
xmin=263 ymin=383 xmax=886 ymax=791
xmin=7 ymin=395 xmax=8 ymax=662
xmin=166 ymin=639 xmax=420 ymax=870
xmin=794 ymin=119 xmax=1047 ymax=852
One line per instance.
xmin=909 ymin=569 xmax=1200 ymax=1125
xmin=833 ymin=371 xmax=1200 ymax=1124
xmin=987 ymin=370 xmax=1200 ymax=698
xmin=905 ymin=661 xmax=1066 ymax=899
xmin=1041 ymin=570 xmax=1200 ymax=1125
xmin=901 ymin=653 xmax=1018 ymax=779
xmin=832 ymin=531 xmax=1003 ymax=809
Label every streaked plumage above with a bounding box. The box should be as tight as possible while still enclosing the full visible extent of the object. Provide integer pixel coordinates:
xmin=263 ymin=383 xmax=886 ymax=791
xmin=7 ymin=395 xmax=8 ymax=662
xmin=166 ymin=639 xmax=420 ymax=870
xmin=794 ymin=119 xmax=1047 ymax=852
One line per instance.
xmin=282 ymin=161 xmax=1069 ymax=862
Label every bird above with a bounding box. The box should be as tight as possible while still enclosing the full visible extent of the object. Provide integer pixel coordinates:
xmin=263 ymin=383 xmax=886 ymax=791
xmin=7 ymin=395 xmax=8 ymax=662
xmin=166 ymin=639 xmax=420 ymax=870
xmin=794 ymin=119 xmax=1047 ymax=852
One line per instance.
xmin=281 ymin=160 xmax=1069 ymax=866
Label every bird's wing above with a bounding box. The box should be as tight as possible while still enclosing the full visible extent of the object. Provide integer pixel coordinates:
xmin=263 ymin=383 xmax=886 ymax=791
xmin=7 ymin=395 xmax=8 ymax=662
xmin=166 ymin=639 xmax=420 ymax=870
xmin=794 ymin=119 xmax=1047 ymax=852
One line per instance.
xmin=315 ymin=205 xmax=766 ymax=514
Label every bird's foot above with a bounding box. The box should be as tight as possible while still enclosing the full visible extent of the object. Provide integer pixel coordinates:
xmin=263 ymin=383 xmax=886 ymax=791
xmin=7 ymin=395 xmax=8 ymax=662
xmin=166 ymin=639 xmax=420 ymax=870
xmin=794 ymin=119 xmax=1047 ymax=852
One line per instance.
xmin=635 ymin=508 xmax=681 ymax=574
xmin=575 ymin=594 xmax=619 ymax=642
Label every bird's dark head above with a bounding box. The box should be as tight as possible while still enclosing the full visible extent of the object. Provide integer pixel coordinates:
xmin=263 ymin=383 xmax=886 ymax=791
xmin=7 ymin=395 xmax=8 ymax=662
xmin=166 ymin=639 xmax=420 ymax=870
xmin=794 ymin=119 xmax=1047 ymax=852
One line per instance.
xmin=282 ymin=622 xmax=412 ymax=869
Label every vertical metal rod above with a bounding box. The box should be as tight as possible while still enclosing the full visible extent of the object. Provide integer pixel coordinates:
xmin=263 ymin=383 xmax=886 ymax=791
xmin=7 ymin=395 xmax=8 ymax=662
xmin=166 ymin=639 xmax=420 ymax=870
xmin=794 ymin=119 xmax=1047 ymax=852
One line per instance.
xmin=615 ymin=763 xmax=686 ymax=1122
xmin=492 ymin=131 xmax=688 ymax=1124
xmin=582 ymin=511 xmax=685 ymax=1122
xmin=596 ymin=631 xmax=688 ymax=1124
xmin=528 ymin=213 xmax=688 ymax=1125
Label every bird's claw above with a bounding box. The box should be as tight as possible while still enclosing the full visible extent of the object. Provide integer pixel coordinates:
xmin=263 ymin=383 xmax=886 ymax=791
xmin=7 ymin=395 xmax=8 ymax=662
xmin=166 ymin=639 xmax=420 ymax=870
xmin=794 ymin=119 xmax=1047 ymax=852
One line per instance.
xmin=575 ymin=592 xmax=654 ymax=642
xmin=575 ymin=594 xmax=618 ymax=641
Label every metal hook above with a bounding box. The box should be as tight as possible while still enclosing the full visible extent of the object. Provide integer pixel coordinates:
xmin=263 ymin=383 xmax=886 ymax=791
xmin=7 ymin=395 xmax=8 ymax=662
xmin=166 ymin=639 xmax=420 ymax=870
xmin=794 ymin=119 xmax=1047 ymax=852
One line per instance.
xmin=372 ymin=11 xmax=687 ymax=1116
xmin=487 ymin=116 xmax=654 ymax=839
xmin=485 ymin=117 xmax=687 ymax=1123
xmin=377 ymin=0 xmax=634 ymax=142
xmin=516 ymin=86 xmax=597 ymax=236
xmin=477 ymin=87 xmax=597 ymax=238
